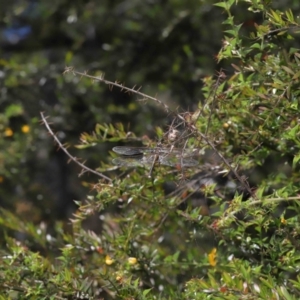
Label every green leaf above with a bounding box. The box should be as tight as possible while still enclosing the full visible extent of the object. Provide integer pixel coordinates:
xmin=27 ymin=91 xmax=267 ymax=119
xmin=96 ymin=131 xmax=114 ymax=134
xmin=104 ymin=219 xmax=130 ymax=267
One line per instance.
xmin=269 ymin=9 xmax=284 ymax=25
xmin=285 ymin=9 xmax=294 ymax=23
xmin=293 ymin=153 xmax=300 ymax=168
xmin=142 ymin=288 xmax=153 ymax=297
xmin=277 ymin=286 xmax=295 ymax=300
xmin=4 ymin=104 xmax=24 ymax=118
xmin=281 ymin=65 xmax=295 ymax=75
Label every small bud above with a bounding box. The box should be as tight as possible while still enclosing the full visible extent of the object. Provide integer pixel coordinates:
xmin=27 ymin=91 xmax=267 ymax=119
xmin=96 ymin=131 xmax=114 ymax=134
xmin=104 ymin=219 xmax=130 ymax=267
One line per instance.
xmin=105 ymin=255 xmax=114 ymax=265
xmin=21 ymin=125 xmax=30 ymax=133
xmin=4 ymin=128 xmax=13 ymax=137
xmin=208 ymin=248 xmax=217 ymax=267
xmin=128 ymin=257 xmax=137 ymax=265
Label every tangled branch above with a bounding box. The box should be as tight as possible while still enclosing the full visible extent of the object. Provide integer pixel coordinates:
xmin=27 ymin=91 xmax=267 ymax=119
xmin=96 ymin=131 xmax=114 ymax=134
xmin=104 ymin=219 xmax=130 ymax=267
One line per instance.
xmin=64 ymin=66 xmax=255 ymax=198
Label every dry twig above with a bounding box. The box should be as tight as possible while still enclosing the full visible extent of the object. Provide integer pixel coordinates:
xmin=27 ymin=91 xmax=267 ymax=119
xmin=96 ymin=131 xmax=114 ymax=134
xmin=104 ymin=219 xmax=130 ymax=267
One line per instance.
xmin=40 ymin=112 xmax=112 ymax=182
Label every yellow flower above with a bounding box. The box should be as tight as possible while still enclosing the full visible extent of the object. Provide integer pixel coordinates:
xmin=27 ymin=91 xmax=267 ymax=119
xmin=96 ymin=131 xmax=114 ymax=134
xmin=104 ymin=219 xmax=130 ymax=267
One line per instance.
xmin=128 ymin=257 xmax=137 ymax=265
xmin=105 ymin=255 xmax=114 ymax=265
xmin=208 ymin=248 xmax=217 ymax=267
xmin=4 ymin=128 xmax=13 ymax=137
xmin=21 ymin=125 xmax=30 ymax=133
xmin=281 ymin=217 xmax=287 ymax=225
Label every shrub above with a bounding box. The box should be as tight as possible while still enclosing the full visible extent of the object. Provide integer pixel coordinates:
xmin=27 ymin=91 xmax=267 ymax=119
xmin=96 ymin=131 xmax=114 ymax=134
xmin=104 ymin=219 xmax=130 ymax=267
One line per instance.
xmin=2 ymin=0 xmax=300 ymax=299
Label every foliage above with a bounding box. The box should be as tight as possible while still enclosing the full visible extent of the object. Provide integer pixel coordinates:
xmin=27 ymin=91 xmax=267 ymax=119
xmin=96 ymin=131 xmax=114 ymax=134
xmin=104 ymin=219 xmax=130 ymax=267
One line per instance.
xmin=1 ymin=0 xmax=300 ymax=299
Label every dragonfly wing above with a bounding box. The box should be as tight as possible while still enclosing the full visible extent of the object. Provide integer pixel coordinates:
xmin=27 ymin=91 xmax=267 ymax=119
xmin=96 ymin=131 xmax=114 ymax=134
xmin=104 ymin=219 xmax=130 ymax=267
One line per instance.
xmin=181 ymin=158 xmax=199 ymax=167
xmin=112 ymin=157 xmax=145 ymax=167
xmin=112 ymin=146 xmax=144 ymax=155
xmin=112 ymin=155 xmax=158 ymax=167
xmin=112 ymin=146 xmax=178 ymax=155
xmin=159 ymin=155 xmax=199 ymax=167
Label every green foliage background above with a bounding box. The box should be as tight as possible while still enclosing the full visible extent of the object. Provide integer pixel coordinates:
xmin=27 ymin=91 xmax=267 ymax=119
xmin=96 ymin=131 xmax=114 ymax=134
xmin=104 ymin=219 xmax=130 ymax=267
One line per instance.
xmin=1 ymin=0 xmax=300 ymax=299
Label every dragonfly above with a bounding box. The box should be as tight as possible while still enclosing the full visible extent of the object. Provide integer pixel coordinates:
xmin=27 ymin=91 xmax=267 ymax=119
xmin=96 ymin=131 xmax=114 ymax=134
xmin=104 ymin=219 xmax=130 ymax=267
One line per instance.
xmin=112 ymin=146 xmax=199 ymax=175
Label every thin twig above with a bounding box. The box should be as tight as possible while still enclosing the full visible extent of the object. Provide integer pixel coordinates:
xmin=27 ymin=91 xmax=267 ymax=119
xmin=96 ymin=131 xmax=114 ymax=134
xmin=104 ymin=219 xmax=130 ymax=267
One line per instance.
xmin=205 ymin=70 xmax=226 ymax=135
xmin=64 ymin=67 xmax=170 ymax=112
xmin=247 ymin=196 xmax=300 ymax=206
xmin=259 ymin=25 xmax=300 ymax=40
xmin=40 ymin=112 xmax=112 ymax=182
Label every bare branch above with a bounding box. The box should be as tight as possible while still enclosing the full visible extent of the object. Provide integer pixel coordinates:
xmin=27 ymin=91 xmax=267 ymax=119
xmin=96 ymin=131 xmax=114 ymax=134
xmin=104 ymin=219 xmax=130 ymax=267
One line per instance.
xmin=40 ymin=112 xmax=112 ymax=182
xmin=65 ymin=68 xmax=170 ymax=112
